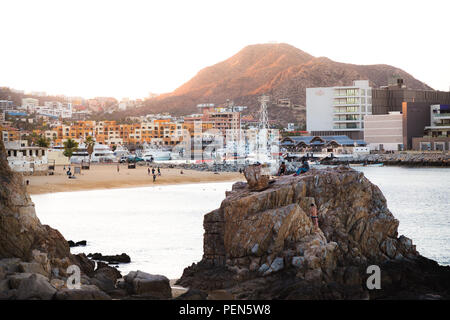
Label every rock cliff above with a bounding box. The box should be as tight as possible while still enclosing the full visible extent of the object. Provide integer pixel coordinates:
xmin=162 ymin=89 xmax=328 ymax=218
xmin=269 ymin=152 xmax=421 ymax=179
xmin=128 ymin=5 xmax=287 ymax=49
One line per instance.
xmin=0 ymin=140 xmax=171 ymax=300
xmin=0 ymin=141 xmax=71 ymax=263
xmin=177 ymin=166 xmax=450 ymax=299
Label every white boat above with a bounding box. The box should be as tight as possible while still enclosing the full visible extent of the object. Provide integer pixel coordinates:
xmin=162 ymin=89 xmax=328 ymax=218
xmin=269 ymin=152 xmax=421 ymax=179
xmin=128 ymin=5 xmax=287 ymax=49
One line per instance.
xmin=70 ymin=144 xmax=89 ymax=164
xmin=91 ymin=143 xmax=116 ymax=162
xmin=113 ymin=145 xmax=130 ymax=159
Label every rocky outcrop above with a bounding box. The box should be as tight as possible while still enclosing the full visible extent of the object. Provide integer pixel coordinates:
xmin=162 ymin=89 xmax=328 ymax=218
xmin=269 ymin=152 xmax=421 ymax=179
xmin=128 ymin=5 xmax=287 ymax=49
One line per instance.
xmin=177 ymin=166 xmax=450 ymax=299
xmin=0 ymin=141 xmax=72 ymax=264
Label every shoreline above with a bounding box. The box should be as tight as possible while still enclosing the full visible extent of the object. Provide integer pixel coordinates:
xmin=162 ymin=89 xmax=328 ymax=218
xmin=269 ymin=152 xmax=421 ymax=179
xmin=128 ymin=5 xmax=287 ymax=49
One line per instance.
xmin=25 ymin=164 xmax=245 ymax=195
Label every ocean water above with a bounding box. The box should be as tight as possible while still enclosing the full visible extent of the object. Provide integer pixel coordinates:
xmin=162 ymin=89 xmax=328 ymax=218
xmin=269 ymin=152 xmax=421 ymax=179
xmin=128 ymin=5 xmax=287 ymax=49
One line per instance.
xmin=32 ymin=167 xmax=450 ymax=279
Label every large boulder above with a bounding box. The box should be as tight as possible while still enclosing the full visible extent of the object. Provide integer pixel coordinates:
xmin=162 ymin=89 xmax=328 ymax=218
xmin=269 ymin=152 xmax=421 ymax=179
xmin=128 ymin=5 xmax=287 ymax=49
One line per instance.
xmin=122 ymin=270 xmax=172 ymax=299
xmin=54 ymin=285 xmax=111 ymax=300
xmin=16 ymin=274 xmax=57 ymax=300
xmin=243 ymin=164 xmax=270 ymax=191
xmin=178 ymin=166 xmax=450 ymax=299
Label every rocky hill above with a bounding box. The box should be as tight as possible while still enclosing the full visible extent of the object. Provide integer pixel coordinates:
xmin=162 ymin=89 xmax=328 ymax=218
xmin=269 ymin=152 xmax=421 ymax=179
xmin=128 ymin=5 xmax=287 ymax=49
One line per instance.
xmin=177 ymin=165 xmax=450 ymax=299
xmin=132 ymin=43 xmax=432 ymax=125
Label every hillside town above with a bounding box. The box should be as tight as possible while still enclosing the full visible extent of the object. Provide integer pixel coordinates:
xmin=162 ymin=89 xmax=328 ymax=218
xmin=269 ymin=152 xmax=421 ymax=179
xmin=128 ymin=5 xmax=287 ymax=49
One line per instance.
xmin=1 ymin=76 xmax=449 ymax=175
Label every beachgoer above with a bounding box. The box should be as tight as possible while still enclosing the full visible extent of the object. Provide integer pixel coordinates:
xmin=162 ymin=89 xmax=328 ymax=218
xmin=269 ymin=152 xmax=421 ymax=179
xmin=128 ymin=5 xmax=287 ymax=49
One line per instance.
xmin=153 ymin=173 xmax=156 ymax=182
xmin=148 ymin=168 xmax=150 ymax=175
xmin=152 ymin=168 xmax=155 ymax=175
xmin=310 ymin=203 xmax=319 ymax=231
xmin=26 ymin=180 xmax=29 ymax=186
xmin=117 ymin=164 xmax=120 ymax=173
xmin=157 ymin=167 xmax=161 ymax=176
xmin=278 ymin=162 xmax=286 ymax=176
xmin=180 ymin=170 xmax=184 ymax=174
xmin=293 ymin=161 xmax=309 ymax=176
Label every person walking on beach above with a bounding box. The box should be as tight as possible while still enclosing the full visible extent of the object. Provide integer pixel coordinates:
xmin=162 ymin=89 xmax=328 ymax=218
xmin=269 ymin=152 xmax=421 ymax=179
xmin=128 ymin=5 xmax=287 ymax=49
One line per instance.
xmin=152 ymin=167 xmax=155 ymax=175
xmin=157 ymin=167 xmax=161 ymax=176
xmin=148 ymin=167 xmax=150 ymax=175
xmin=117 ymin=164 xmax=120 ymax=173
xmin=153 ymin=173 xmax=156 ymax=182
xmin=310 ymin=203 xmax=319 ymax=231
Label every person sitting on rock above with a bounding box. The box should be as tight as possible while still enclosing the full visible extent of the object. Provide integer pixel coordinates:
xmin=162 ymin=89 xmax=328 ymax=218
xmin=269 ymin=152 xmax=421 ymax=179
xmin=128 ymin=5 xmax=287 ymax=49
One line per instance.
xmin=310 ymin=203 xmax=319 ymax=231
xmin=277 ymin=162 xmax=286 ymax=176
xmin=293 ymin=160 xmax=309 ymax=176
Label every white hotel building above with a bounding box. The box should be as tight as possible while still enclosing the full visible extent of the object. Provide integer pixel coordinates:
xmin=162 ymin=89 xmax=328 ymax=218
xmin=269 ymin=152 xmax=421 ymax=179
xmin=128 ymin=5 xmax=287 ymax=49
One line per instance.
xmin=306 ymin=80 xmax=372 ymax=140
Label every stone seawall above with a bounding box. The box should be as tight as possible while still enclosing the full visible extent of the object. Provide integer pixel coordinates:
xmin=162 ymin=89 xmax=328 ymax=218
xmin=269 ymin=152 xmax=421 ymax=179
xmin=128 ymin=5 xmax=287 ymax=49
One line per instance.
xmin=322 ymin=153 xmax=450 ymax=167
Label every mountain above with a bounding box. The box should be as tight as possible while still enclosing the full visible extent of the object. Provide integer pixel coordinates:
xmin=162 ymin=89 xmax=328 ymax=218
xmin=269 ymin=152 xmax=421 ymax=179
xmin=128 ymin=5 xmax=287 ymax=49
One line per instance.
xmin=124 ymin=43 xmax=434 ymax=125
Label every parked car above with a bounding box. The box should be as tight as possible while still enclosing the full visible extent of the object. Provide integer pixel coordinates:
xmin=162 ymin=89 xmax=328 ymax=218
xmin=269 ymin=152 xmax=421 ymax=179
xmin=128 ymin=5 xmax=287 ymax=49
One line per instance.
xmin=127 ymin=155 xmax=145 ymax=163
xmin=119 ymin=156 xmax=128 ymax=163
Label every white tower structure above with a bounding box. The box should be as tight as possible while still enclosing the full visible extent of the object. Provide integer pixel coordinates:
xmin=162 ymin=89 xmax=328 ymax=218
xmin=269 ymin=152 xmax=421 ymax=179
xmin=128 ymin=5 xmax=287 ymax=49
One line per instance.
xmin=258 ymin=95 xmax=270 ymax=130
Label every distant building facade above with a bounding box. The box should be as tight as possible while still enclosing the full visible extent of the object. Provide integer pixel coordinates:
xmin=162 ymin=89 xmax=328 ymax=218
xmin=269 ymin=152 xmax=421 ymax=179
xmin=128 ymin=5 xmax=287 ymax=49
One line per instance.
xmin=412 ymin=104 xmax=450 ymax=151
xmin=306 ymin=80 xmax=372 ymax=140
xmin=364 ymin=112 xmax=403 ymax=151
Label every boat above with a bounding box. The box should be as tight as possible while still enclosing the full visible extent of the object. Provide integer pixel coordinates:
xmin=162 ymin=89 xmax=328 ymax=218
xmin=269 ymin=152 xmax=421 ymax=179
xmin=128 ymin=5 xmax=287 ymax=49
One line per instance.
xmin=70 ymin=144 xmax=89 ymax=164
xmin=91 ymin=143 xmax=116 ymax=162
xmin=363 ymin=163 xmax=384 ymax=167
xmin=348 ymin=163 xmax=364 ymax=167
xmin=113 ymin=145 xmax=130 ymax=159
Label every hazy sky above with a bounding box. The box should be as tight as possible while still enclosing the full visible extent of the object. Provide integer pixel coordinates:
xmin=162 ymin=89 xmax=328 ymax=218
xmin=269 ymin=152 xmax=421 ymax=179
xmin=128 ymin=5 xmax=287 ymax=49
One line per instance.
xmin=1 ymin=0 xmax=449 ymax=100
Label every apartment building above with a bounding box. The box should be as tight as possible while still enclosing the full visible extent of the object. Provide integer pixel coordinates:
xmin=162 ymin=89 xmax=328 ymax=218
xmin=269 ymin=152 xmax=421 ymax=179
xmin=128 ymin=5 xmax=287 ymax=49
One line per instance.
xmin=196 ymin=103 xmax=241 ymax=135
xmin=306 ymin=80 xmax=372 ymax=140
xmin=21 ymin=98 xmax=39 ymax=113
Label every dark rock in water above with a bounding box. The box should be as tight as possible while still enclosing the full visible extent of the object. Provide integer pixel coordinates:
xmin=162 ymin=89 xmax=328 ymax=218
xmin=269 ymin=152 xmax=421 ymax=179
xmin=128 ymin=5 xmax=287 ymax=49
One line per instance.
xmin=87 ymin=253 xmax=131 ymax=264
xmin=67 ymin=240 xmax=87 ymax=247
xmin=177 ymin=166 xmax=450 ymax=299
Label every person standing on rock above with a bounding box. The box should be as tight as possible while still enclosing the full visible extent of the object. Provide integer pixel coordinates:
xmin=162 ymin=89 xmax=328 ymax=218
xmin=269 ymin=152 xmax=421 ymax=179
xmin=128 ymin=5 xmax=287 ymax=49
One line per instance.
xmin=310 ymin=203 xmax=319 ymax=231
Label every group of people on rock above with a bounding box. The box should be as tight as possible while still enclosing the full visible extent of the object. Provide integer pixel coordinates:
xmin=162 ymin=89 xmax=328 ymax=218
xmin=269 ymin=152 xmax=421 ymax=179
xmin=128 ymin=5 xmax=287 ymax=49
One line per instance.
xmin=276 ymin=159 xmax=310 ymax=176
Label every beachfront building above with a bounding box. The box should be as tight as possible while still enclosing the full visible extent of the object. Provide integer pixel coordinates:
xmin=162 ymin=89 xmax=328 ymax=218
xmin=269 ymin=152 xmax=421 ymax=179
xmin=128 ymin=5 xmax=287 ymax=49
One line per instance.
xmin=281 ymin=135 xmax=367 ymax=157
xmin=4 ymin=140 xmax=48 ymax=175
xmin=306 ymin=80 xmax=372 ymax=140
xmin=364 ymin=112 xmax=404 ymax=151
xmin=412 ymin=104 xmax=450 ymax=151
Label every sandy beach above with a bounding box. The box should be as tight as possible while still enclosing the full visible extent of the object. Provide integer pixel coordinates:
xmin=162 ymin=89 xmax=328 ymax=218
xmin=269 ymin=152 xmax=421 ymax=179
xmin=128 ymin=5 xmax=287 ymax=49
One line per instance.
xmin=26 ymin=164 xmax=245 ymax=195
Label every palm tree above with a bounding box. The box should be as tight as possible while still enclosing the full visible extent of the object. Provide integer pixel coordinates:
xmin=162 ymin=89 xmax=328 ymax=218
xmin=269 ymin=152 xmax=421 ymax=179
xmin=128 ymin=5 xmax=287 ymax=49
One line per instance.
xmin=37 ymin=137 xmax=50 ymax=148
xmin=84 ymin=135 xmax=95 ymax=163
xmin=63 ymin=139 xmax=79 ymax=159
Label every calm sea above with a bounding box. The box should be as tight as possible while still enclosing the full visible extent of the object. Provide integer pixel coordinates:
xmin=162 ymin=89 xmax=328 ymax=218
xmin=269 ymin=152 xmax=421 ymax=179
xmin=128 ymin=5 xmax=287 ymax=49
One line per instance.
xmin=32 ymin=167 xmax=449 ymax=279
